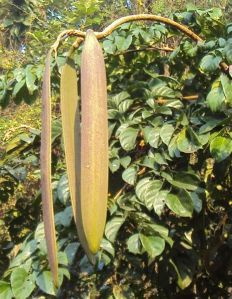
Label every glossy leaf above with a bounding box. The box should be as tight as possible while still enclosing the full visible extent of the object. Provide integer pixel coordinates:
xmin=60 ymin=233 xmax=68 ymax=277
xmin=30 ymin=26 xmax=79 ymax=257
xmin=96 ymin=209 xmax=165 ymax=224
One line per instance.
xmin=119 ymin=127 xmax=139 ymax=151
xmin=166 ymin=190 xmax=193 ymax=217
xmin=105 ymin=217 xmax=125 ymax=243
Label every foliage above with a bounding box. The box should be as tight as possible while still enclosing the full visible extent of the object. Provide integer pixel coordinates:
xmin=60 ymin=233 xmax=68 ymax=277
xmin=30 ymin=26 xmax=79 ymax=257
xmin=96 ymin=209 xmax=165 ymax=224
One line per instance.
xmin=1 ymin=3 xmax=232 ymax=299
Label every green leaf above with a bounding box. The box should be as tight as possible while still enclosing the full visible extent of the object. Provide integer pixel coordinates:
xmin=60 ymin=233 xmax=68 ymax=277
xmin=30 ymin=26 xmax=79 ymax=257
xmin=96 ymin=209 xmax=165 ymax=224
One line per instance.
xmin=12 ymin=80 xmax=25 ymax=98
xmin=206 ymin=83 xmax=225 ymax=112
xmin=199 ymin=55 xmax=221 ymax=73
xmin=166 ymin=190 xmax=193 ymax=217
xmin=100 ymin=238 xmax=115 ymax=257
xmin=153 ymin=190 xmax=169 ymax=216
xmin=105 ymin=217 xmax=125 ymax=243
xmin=119 ymin=127 xmax=139 ymax=151
xmin=65 ymin=242 xmax=80 ymax=265
xmin=154 ymin=152 xmax=168 ymax=165
xmin=170 ymin=259 xmax=192 ymax=290
xmin=177 ymin=128 xmax=201 ymax=153
xmin=11 ymin=268 xmax=35 ymax=299
xmin=146 ymin=127 xmax=160 ymax=148
xmin=120 ymin=156 xmax=131 ymax=168
xmin=135 ymin=178 xmax=163 ymax=210
xmin=127 ymin=234 xmax=143 ymax=255
xmin=199 ymin=119 xmax=223 ymax=134
xmin=224 ymin=41 xmax=232 ymax=64
xmin=25 ymin=65 xmax=37 ymax=94
xmin=35 ymin=271 xmax=57 ymax=296
xmin=150 ymin=84 xmax=177 ymax=98
xmin=10 ymin=240 xmax=37 ymax=269
xmin=118 ymin=99 xmax=133 ymax=113
xmin=103 ymin=39 xmax=116 ymax=54
xmin=57 ymin=251 xmax=68 ymax=266
xmin=160 ymin=124 xmax=175 ymax=145
xmin=210 ymin=136 xmax=232 ymax=162
xmin=221 ymin=73 xmax=232 ymax=105
xmin=113 ymin=285 xmax=135 ymax=299
xmin=57 ymin=174 xmax=69 ymax=204
xmin=168 ymin=134 xmax=180 ymax=157
xmin=115 ymin=35 xmax=132 ymax=51
xmin=0 ymin=281 xmax=13 ymax=299
xmin=139 ymin=234 xmax=165 ymax=259
xmin=122 ymin=166 xmax=137 ymax=185
xmin=190 ymin=192 xmax=202 ymax=213
xmin=166 ymin=171 xmax=199 ymax=191
xmin=109 ymin=158 xmax=120 ymax=173
xmin=55 ymin=206 xmax=73 ymax=227
xmin=109 ymin=92 xmax=130 ymax=108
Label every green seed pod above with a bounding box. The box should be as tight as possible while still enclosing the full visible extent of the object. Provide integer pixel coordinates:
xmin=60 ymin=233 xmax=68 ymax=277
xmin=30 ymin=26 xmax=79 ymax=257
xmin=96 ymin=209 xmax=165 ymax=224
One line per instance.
xmin=80 ymin=29 xmax=108 ymax=254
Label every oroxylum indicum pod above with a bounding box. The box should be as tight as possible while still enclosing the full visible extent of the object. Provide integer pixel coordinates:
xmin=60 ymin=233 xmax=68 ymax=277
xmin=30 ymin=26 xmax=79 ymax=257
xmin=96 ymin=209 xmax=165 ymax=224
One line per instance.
xmin=79 ymin=29 xmax=108 ymax=254
xmin=60 ymin=41 xmax=95 ymax=263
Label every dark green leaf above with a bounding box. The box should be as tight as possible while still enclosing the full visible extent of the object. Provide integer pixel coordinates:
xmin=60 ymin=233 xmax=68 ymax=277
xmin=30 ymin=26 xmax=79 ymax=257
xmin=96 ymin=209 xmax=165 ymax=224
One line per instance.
xmin=119 ymin=127 xmax=139 ymax=151
xmin=127 ymin=234 xmax=143 ymax=255
xmin=160 ymin=124 xmax=175 ymax=145
xmin=166 ymin=190 xmax=193 ymax=217
xmin=199 ymin=55 xmax=221 ymax=73
xmin=206 ymin=83 xmax=225 ymax=112
xmin=122 ymin=166 xmax=137 ymax=185
xmin=139 ymin=234 xmax=165 ymax=258
xmin=25 ymin=65 xmax=37 ymax=94
xmin=105 ymin=217 xmax=125 ymax=243
xmin=221 ymin=73 xmax=232 ymax=105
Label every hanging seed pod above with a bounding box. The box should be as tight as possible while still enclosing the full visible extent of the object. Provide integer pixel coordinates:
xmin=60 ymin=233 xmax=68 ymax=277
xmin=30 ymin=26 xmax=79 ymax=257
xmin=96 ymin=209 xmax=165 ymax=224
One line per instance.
xmin=40 ymin=50 xmax=58 ymax=287
xmin=80 ymin=29 xmax=108 ymax=254
xmin=60 ymin=47 xmax=79 ymax=223
xmin=60 ymin=43 xmax=95 ymax=263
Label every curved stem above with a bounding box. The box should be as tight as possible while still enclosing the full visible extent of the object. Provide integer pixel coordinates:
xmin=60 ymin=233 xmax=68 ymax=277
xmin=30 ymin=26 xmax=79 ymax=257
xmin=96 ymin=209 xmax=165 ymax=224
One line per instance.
xmin=51 ymin=13 xmax=203 ymax=52
xmin=98 ymin=14 xmax=203 ymax=41
xmin=51 ymin=14 xmax=228 ymax=74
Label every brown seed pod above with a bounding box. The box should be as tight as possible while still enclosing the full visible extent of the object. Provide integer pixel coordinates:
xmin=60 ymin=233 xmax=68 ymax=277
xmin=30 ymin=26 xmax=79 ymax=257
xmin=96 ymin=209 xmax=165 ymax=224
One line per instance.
xmin=41 ymin=50 xmax=58 ymax=287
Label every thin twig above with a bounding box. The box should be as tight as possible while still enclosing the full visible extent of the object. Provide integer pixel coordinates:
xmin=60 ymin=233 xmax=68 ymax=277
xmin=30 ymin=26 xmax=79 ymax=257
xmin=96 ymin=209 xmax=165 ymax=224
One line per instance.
xmin=113 ymin=45 xmax=174 ymax=56
xmin=156 ymin=94 xmax=199 ymax=105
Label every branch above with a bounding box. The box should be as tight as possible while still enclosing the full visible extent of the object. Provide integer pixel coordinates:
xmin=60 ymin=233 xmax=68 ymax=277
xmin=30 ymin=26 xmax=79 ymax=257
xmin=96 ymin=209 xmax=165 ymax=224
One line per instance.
xmin=156 ymin=94 xmax=199 ymax=105
xmin=51 ymin=14 xmax=203 ymax=52
xmin=113 ymin=45 xmax=174 ymax=56
xmin=51 ymin=14 xmax=229 ymax=75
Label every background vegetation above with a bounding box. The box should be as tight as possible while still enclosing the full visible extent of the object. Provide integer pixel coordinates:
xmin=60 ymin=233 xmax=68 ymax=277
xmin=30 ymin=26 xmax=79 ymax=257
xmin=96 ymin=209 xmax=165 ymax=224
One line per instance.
xmin=1 ymin=1 xmax=232 ymax=298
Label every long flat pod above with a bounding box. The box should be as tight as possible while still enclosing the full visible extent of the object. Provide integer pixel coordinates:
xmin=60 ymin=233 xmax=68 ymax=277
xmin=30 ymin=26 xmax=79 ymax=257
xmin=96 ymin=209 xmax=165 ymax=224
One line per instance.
xmin=60 ymin=43 xmax=95 ymax=263
xmin=40 ymin=50 xmax=58 ymax=287
xmin=60 ymin=47 xmax=79 ymax=223
xmin=80 ymin=30 xmax=108 ymax=254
